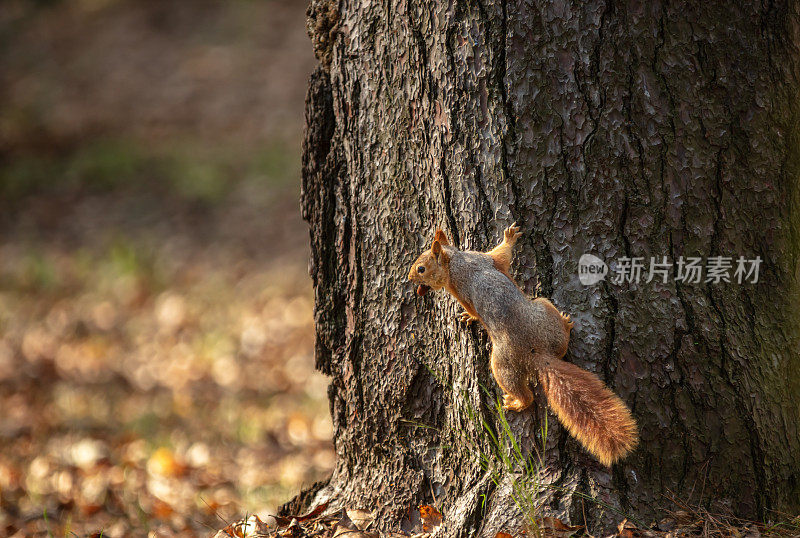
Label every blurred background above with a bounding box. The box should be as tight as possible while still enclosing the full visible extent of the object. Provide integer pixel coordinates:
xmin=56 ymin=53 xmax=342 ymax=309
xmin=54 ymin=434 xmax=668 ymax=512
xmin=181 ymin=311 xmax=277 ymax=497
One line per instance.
xmin=0 ymin=0 xmax=332 ymax=535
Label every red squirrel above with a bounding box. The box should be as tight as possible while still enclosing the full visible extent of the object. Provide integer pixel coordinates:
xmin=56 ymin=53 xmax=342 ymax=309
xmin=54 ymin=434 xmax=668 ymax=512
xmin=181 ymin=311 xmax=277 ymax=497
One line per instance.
xmin=408 ymin=224 xmax=638 ymax=466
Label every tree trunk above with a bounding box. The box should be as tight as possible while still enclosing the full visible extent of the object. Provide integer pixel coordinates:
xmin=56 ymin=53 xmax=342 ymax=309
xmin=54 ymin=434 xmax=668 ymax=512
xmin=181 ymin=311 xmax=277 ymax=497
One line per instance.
xmin=297 ymin=0 xmax=800 ymax=534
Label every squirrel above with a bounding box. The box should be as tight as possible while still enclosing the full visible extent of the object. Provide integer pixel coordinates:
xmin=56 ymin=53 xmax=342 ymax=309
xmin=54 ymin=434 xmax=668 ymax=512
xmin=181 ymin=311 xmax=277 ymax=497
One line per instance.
xmin=408 ymin=223 xmax=638 ymax=466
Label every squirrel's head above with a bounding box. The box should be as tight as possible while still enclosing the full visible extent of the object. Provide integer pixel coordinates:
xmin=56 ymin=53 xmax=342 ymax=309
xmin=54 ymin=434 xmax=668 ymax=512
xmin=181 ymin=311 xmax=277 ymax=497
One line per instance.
xmin=408 ymin=229 xmax=450 ymax=296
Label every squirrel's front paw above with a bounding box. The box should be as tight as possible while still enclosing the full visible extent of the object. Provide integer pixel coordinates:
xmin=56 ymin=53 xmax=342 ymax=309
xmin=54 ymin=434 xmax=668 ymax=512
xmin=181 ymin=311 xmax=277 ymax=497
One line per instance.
xmin=458 ymin=311 xmax=477 ymax=324
xmin=504 ymin=222 xmax=522 ymax=244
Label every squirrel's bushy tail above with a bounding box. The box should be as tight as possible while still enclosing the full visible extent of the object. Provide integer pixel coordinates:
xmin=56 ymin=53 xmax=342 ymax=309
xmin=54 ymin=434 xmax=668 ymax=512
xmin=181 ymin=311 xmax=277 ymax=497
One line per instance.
xmin=538 ymin=359 xmax=638 ymax=466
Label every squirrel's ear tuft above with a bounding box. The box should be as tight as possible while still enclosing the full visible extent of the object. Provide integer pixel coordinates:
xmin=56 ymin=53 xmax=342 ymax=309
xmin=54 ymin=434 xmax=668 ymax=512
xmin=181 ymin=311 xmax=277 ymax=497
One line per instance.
xmin=432 ymin=240 xmax=443 ymax=261
xmin=434 ymin=229 xmax=450 ymax=246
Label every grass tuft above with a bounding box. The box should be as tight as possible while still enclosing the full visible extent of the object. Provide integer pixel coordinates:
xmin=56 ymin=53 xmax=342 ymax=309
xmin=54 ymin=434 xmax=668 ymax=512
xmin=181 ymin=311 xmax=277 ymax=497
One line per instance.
xmin=463 ymin=388 xmax=549 ymax=535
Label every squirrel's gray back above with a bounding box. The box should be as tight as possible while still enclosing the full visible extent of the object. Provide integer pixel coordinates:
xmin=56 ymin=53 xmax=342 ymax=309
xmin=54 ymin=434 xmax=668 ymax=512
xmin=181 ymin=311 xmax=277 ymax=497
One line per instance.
xmin=446 ymin=248 xmax=551 ymax=349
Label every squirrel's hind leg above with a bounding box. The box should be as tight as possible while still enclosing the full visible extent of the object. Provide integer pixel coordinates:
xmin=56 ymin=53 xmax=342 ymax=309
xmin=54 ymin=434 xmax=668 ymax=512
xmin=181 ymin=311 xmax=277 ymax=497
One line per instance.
xmin=458 ymin=311 xmax=479 ymax=324
xmin=490 ymin=349 xmax=534 ymax=412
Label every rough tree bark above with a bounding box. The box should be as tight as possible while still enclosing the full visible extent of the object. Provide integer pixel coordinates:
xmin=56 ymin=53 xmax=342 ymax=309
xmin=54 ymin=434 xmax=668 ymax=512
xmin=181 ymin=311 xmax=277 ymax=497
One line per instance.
xmin=294 ymin=0 xmax=800 ymax=534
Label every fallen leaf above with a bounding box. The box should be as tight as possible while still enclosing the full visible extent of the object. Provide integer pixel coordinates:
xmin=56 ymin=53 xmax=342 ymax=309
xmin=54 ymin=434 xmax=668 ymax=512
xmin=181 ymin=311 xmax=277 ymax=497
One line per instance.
xmin=240 ymin=515 xmax=271 ymax=537
xmin=215 ymin=521 xmax=245 ymax=538
xmin=297 ymin=501 xmax=329 ymax=521
xmin=333 ymin=523 xmax=378 ymax=538
xmin=80 ymin=503 xmax=102 ymax=516
xmin=420 ymin=505 xmax=443 ymax=532
xmin=279 ymin=519 xmax=302 ymax=537
xmin=528 ymin=516 xmax=583 ymax=537
xmin=617 ymin=518 xmax=636 ymax=538
xmin=346 ymin=508 xmax=374 ymax=530
xmin=147 ymin=447 xmax=187 ymax=478
xmin=69 ymin=438 xmax=107 ymax=470
xmin=331 ymin=509 xmax=379 ymax=537
xmin=274 ymin=500 xmax=330 ymax=527
xmin=152 ymin=499 xmax=175 ymax=519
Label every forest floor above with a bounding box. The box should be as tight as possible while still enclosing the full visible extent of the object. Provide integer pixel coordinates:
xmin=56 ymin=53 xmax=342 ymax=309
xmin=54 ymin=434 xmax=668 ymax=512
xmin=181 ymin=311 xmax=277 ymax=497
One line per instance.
xmin=0 ymin=0 xmax=332 ymax=536
xmin=215 ymin=503 xmax=800 ymax=538
xmin=0 ymin=170 xmax=335 ymax=538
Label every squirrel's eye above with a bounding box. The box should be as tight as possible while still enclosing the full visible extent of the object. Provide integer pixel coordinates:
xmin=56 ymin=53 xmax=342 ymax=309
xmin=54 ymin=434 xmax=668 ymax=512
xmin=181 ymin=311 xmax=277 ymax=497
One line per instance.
xmin=417 ymin=266 xmax=425 ymax=274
